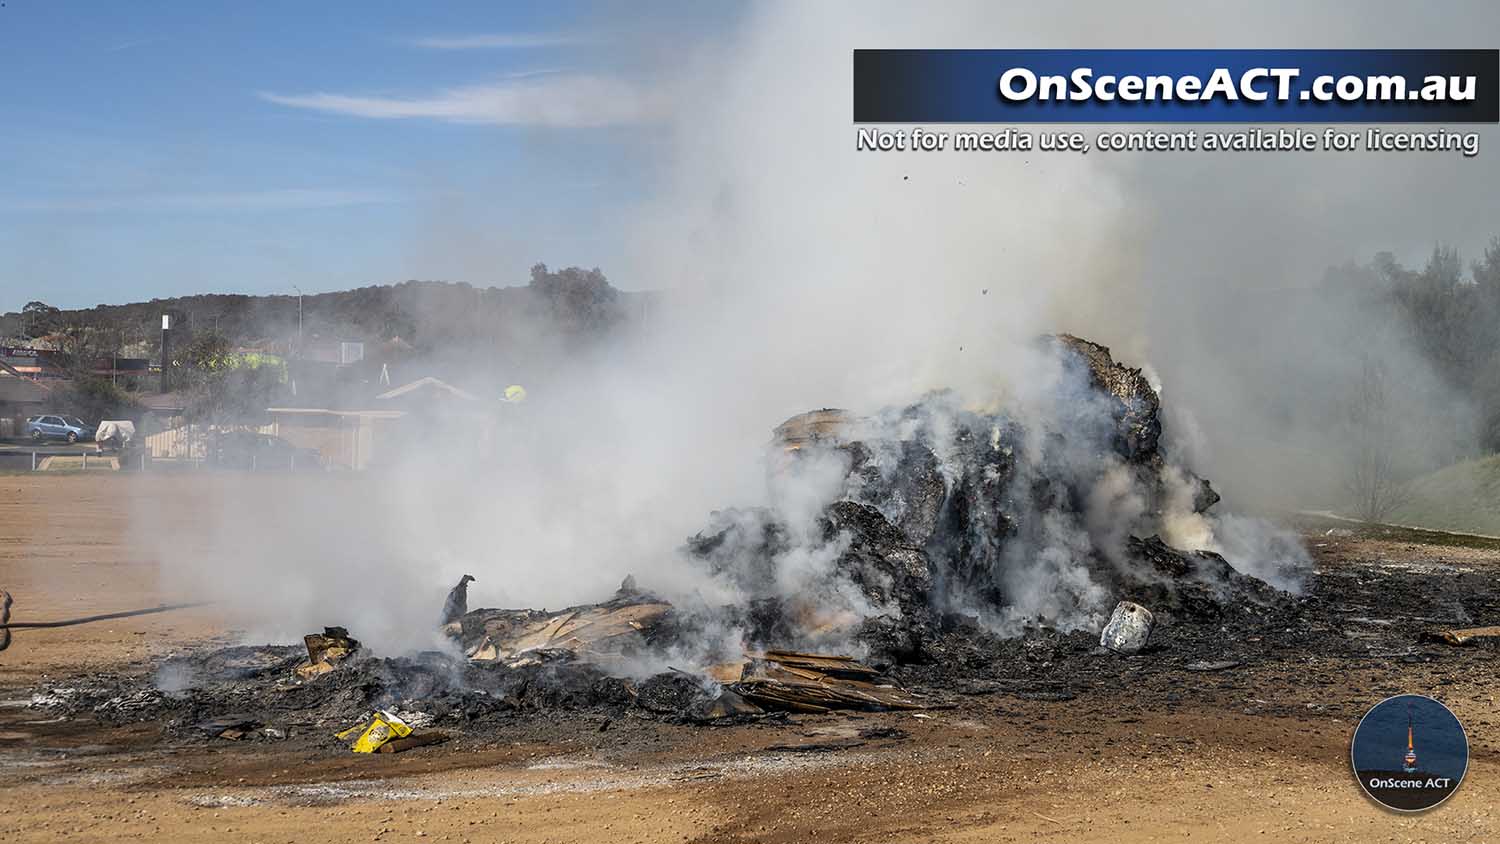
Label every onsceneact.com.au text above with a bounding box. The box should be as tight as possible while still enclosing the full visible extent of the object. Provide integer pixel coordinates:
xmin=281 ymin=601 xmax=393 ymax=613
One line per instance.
xmin=998 ymin=67 xmax=1477 ymax=103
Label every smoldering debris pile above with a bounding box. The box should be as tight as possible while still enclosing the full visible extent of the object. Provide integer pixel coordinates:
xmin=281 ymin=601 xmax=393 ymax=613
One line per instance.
xmin=682 ymin=334 xmax=1290 ymax=666
xmin=26 ymin=335 xmax=1307 ymax=743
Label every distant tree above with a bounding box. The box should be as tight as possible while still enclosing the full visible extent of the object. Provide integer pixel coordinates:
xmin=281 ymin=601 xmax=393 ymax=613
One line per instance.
xmin=182 ymin=331 xmax=233 ymax=371
xmin=1475 ymin=237 xmax=1500 ymax=304
xmin=179 ymin=331 xmax=286 ymax=425
xmin=1469 ymin=240 xmax=1500 ymax=450
xmin=51 ymin=316 xmax=116 ymax=378
xmin=1479 ymin=348 xmax=1500 ymax=454
xmin=381 ymin=307 xmax=417 ymax=343
xmin=528 ymin=263 xmax=623 ymax=334
xmin=1423 ymin=243 xmax=1464 ymax=289
xmin=21 ymin=301 xmax=60 ymax=339
xmin=62 ymin=377 xmax=141 ymax=424
xmin=1342 ymin=356 xmax=1412 ymax=523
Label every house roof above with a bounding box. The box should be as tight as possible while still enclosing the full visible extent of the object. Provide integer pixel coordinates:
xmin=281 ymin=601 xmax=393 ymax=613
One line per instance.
xmin=137 ymin=391 xmax=189 ymax=413
xmin=0 ymin=375 xmax=52 ymax=404
xmin=375 ymin=376 xmax=478 ymax=402
xmin=267 ymin=407 xmax=405 ymax=419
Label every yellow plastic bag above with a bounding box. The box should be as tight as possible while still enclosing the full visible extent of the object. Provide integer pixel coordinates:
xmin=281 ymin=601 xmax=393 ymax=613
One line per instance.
xmin=335 ymin=711 xmax=412 ymax=753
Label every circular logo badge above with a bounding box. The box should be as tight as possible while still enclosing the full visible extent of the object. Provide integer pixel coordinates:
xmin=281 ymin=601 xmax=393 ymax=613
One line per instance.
xmin=1352 ymin=694 xmax=1468 ymax=812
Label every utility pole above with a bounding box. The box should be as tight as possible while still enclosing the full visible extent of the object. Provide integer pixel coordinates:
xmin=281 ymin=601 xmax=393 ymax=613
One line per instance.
xmin=159 ymin=314 xmax=172 ymax=392
xmin=293 ymin=286 xmax=303 ymax=353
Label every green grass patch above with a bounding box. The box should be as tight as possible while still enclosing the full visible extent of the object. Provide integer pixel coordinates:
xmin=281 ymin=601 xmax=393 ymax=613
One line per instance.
xmin=1292 ymin=512 xmax=1500 ymax=552
xmin=1389 ymin=454 xmax=1500 ymax=537
xmin=38 ymin=455 xmax=118 ymax=472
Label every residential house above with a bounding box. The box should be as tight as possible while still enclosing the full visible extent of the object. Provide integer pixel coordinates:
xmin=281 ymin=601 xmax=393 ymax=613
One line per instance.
xmin=0 ymin=376 xmax=52 ymax=439
xmin=266 ymin=376 xmax=487 ymax=469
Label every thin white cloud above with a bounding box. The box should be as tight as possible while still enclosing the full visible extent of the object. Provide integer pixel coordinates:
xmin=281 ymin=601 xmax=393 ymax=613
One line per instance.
xmin=104 ymin=36 xmax=164 ymax=53
xmin=410 ymin=32 xmax=588 ymax=50
xmin=0 ymin=188 xmax=399 ymax=213
xmin=261 ymin=75 xmax=661 ymax=128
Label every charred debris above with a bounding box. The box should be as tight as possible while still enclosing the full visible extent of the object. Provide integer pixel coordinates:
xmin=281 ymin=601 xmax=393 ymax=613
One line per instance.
xmin=30 ymin=336 xmax=1308 ymax=745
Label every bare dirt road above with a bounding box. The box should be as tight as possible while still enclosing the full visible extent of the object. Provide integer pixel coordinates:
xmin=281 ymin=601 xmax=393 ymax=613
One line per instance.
xmin=2 ymin=474 xmax=1496 ymax=843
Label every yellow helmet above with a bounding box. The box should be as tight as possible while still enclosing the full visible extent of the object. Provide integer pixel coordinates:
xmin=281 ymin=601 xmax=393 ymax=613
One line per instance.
xmin=503 ymin=384 xmax=527 ymax=403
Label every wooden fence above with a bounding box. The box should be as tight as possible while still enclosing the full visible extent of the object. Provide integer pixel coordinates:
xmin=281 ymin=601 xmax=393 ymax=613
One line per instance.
xmin=142 ymin=424 xmax=275 ymax=460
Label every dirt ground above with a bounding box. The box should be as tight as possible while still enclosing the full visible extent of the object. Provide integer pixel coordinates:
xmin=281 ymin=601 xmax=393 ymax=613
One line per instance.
xmin=2 ymin=474 xmax=1497 ymax=843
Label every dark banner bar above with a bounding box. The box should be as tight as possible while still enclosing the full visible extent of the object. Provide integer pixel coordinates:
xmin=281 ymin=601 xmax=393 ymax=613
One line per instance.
xmin=854 ymin=49 xmax=1499 ymax=123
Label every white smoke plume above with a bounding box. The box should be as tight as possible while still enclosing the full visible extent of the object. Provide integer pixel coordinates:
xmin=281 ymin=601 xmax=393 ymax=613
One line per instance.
xmin=136 ymin=0 xmax=1493 ymax=656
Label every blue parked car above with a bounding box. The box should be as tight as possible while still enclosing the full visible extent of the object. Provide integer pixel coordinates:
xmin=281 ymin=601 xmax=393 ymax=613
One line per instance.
xmin=25 ymin=414 xmax=96 ymax=444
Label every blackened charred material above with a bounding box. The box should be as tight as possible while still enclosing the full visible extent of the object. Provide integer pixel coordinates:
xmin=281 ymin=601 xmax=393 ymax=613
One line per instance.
xmin=822 ymin=501 xmax=936 ymax=661
xmin=844 ymin=411 xmax=1025 ymax=601
xmin=686 ymin=508 xmax=789 ymax=597
xmin=843 ymin=438 xmax=949 ymax=549
xmin=0 ymin=589 xmax=11 ymax=653
xmin=377 ymin=731 xmax=451 ymax=753
xmin=195 ymin=714 xmax=260 ymax=737
xmin=1051 ymin=334 xmax=1161 ymax=463
xmin=1116 ymin=535 xmax=1283 ymax=619
xmin=22 ymin=333 xmax=1320 ymax=747
xmin=31 ymin=532 xmax=1500 ymax=750
xmin=679 ymin=502 xmax=942 ymax=662
xmin=683 ymin=336 xmax=1273 ymax=668
xmin=823 ymin=502 xmax=933 ymax=622
xmin=1189 ymin=474 xmax=1221 ymax=513
xmin=443 ymin=575 xmax=475 ymax=625
xmin=921 ymin=417 xmax=1023 ymax=600
xmin=636 ymin=672 xmax=710 ymax=715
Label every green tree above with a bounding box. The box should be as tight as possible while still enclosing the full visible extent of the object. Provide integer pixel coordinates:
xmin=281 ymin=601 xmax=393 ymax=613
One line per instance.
xmin=179 ymin=331 xmax=287 ymax=425
xmin=21 ymin=301 xmax=60 ymax=339
xmin=528 ymin=263 xmax=623 ymax=334
xmin=62 ymin=377 xmax=142 ymax=424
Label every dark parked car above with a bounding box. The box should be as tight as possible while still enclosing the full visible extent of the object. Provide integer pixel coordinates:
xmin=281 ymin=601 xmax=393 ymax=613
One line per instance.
xmin=25 ymin=415 xmax=96 ymax=444
xmin=209 ymin=431 xmax=321 ymax=470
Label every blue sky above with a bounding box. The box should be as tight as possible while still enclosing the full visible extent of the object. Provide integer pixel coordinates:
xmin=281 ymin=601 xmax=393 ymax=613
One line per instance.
xmin=0 ymin=1 xmax=734 ymax=310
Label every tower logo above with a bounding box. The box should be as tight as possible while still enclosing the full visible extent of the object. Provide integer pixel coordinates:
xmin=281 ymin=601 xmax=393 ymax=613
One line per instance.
xmin=1352 ymin=694 xmax=1468 ymax=812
